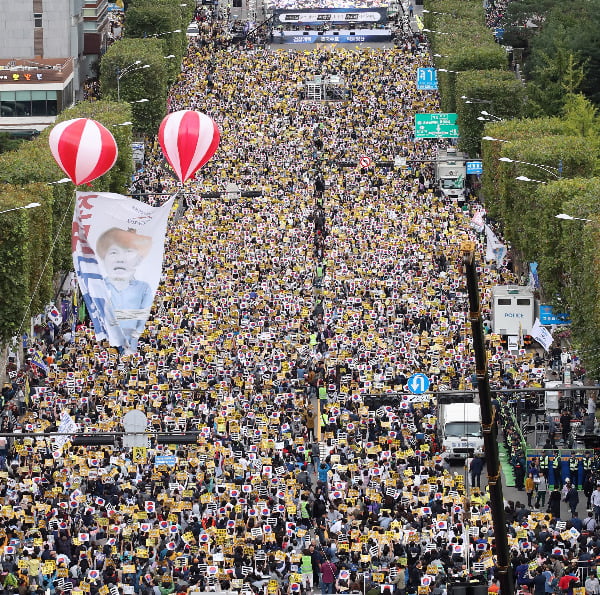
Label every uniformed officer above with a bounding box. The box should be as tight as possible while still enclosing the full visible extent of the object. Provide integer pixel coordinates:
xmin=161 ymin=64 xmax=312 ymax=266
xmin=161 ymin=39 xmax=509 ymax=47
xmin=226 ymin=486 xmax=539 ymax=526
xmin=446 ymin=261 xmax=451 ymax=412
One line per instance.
xmin=539 ymin=452 xmax=550 ymax=477
xmin=570 ymin=453 xmax=580 ymax=487
xmin=553 ymin=451 xmax=563 ymax=489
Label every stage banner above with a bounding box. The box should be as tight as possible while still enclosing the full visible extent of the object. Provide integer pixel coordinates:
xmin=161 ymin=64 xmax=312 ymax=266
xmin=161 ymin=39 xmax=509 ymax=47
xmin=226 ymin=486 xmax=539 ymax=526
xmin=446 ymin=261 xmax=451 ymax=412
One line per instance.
xmin=72 ymin=192 xmax=174 ymax=353
xmin=275 ymin=7 xmax=387 ymax=24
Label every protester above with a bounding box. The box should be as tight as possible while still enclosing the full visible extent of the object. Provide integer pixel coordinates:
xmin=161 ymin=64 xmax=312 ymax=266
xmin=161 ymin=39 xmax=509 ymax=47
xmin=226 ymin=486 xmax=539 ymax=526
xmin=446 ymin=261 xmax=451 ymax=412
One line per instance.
xmin=4 ymin=10 xmax=586 ymax=595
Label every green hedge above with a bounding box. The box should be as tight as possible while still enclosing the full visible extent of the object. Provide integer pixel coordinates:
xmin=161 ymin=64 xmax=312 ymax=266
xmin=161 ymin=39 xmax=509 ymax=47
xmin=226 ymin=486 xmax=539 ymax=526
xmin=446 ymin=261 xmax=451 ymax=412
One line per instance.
xmin=424 ymin=0 xmax=507 ymax=113
xmin=480 ymin=118 xmax=571 ymax=217
xmin=455 ymin=70 xmax=526 ymax=157
xmin=0 ymin=101 xmax=133 ymax=342
xmin=0 ymin=184 xmax=54 ymax=343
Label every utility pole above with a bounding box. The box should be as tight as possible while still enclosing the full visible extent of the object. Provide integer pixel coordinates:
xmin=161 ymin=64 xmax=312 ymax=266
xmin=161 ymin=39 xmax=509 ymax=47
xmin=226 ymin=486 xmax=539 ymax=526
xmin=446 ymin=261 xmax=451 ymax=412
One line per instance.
xmin=461 ymin=241 xmax=514 ymax=595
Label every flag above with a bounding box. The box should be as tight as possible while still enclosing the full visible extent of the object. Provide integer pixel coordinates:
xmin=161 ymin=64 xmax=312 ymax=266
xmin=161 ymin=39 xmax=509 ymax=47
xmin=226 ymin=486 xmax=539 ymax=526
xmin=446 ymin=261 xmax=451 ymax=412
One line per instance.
xmin=30 ymin=351 xmax=48 ymax=375
xmin=531 ymin=318 xmax=554 ymax=352
xmin=484 ymin=225 xmax=507 ymax=266
xmin=470 ymin=210 xmax=485 ymax=233
xmin=72 ymin=192 xmax=174 ymax=353
xmin=528 ymin=261 xmax=539 ymax=289
xmin=47 ymin=303 xmax=63 ymax=326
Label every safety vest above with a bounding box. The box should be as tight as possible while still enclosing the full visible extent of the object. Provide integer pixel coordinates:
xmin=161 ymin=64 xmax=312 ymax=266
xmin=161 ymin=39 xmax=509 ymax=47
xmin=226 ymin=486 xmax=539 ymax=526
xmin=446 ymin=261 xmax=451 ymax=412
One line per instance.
xmin=539 ymin=456 xmax=549 ymax=471
xmin=554 ymin=456 xmax=562 ymax=469
xmin=583 ymin=458 xmax=592 ymax=471
xmin=570 ymin=457 xmax=579 ymax=472
xmin=318 ymin=385 xmax=327 ymax=400
xmin=320 ymin=413 xmax=328 ymax=427
xmin=301 ymin=555 xmax=312 ymax=573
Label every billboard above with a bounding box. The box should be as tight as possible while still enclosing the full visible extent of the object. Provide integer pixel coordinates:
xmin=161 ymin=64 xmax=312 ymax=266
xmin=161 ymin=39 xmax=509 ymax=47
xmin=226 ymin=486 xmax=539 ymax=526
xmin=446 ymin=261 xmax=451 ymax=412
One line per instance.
xmin=275 ymin=7 xmax=387 ymax=24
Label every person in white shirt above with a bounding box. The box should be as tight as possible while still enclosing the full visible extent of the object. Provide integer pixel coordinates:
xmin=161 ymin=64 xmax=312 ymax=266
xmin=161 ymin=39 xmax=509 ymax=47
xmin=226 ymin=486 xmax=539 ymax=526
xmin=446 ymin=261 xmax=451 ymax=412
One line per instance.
xmin=585 ymin=573 xmax=600 ymax=595
xmin=591 ymin=485 xmax=600 ymax=521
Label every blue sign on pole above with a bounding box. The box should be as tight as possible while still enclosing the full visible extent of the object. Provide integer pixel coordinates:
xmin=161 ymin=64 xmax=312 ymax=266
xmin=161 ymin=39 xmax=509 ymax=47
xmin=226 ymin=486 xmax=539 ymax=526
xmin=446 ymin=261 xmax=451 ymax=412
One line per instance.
xmin=416 ymin=67 xmax=438 ymax=90
xmin=494 ymin=27 xmax=505 ymax=40
xmin=407 ymin=373 xmax=431 ymax=394
xmin=154 ymin=455 xmax=177 ymax=467
xmin=466 ymin=161 xmax=483 ymax=174
xmin=539 ymin=305 xmax=571 ymax=325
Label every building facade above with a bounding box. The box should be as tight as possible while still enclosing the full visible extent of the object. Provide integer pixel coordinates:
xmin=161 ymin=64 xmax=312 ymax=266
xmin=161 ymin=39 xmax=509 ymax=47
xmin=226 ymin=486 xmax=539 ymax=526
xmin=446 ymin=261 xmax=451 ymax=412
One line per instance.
xmin=0 ymin=0 xmax=109 ymax=131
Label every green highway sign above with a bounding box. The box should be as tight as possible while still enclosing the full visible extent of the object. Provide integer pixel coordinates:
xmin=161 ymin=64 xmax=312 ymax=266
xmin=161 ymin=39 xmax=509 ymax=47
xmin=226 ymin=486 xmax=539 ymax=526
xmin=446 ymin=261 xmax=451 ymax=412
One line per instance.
xmin=414 ymin=113 xmax=459 ymax=139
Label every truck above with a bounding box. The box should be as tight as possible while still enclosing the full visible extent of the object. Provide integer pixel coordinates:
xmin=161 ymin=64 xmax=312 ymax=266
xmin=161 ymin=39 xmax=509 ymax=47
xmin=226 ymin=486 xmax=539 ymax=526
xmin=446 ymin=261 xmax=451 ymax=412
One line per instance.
xmin=491 ymin=285 xmax=535 ymax=337
xmin=438 ymin=401 xmax=484 ymax=462
xmin=436 ymin=147 xmax=466 ymax=201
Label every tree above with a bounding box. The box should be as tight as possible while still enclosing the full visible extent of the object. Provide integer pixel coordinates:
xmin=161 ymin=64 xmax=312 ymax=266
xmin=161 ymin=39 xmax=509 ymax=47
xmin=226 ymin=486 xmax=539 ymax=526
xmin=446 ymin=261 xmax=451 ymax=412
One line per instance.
xmin=562 ymin=94 xmax=600 ymax=139
xmin=0 ymin=184 xmax=54 ymax=343
xmin=100 ymin=38 xmax=168 ymax=135
xmin=125 ymin=0 xmax=192 ymax=78
xmin=526 ymin=46 xmax=586 ymax=117
xmin=498 ymin=0 xmax=560 ymax=53
xmin=524 ymin=0 xmax=600 ymax=108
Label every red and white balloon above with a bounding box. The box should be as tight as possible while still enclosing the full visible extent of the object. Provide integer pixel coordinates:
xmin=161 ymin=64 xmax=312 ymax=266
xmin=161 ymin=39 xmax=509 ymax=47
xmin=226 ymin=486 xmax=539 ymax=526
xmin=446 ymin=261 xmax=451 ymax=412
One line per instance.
xmin=49 ymin=118 xmax=118 ymax=186
xmin=158 ymin=110 xmax=219 ymax=184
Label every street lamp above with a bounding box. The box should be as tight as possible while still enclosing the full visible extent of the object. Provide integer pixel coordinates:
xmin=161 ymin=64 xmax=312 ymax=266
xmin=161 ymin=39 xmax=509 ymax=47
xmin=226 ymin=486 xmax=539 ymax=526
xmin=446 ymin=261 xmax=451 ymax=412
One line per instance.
xmin=480 ymin=110 xmax=503 ymax=121
xmin=515 ymin=175 xmax=547 ymax=184
xmin=422 ymin=29 xmax=453 ymax=35
xmin=130 ymin=98 xmax=149 ymax=103
xmin=0 ymin=202 xmax=41 ymax=215
xmin=164 ymin=54 xmax=176 ymax=59
xmin=152 ymin=29 xmax=181 ymax=37
xmin=499 ymin=157 xmax=560 ymax=179
xmin=438 ymin=68 xmax=462 ymax=74
xmin=116 ymin=61 xmax=150 ymax=102
xmin=48 ymin=178 xmax=71 ymax=185
xmin=461 ymin=96 xmax=493 ymax=106
xmin=556 ymin=213 xmax=592 ymax=222
xmin=482 ymin=136 xmax=510 ymax=143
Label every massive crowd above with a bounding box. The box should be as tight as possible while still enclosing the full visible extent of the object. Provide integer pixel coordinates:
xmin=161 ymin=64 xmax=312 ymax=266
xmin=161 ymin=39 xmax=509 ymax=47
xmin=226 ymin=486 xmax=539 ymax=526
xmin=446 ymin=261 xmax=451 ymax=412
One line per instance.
xmin=1 ymin=10 xmax=597 ymax=595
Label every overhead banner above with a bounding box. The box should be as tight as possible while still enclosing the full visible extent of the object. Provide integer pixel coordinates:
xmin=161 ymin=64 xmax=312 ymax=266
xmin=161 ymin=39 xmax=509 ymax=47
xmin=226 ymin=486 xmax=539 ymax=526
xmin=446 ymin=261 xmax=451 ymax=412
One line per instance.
xmin=275 ymin=7 xmax=387 ymax=24
xmin=72 ymin=192 xmax=174 ymax=353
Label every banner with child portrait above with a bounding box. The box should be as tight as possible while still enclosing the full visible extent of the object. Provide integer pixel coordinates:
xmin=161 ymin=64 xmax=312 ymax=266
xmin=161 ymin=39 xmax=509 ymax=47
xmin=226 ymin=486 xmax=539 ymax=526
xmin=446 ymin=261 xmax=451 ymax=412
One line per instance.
xmin=72 ymin=192 xmax=174 ymax=353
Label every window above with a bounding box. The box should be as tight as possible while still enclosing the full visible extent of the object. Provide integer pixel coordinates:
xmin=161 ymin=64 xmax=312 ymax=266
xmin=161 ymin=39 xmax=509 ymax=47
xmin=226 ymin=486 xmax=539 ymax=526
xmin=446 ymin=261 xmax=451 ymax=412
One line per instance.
xmin=34 ymin=13 xmax=43 ymax=27
xmin=31 ymin=91 xmax=48 ymax=116
xmin=15 ymin=91 xmax=31 ymax=116
xmin=0 ymin=92 xmax=16 ymax=117
xmin=0 ymin=90 xmax=58 ymax=117
xmin=497 ymin=298 xmax=511 ymax=306
xmin=516 ymin=298 xmax=531 ymax=306
xmin=46 ymin=90 xmax=57 ymax=116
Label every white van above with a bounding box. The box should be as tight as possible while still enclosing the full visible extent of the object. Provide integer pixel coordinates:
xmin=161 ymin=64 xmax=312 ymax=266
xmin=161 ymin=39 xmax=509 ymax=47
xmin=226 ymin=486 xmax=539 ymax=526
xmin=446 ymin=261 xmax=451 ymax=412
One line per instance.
xmin=438 ymin=402 xmax=484 ymax=462
xmin=186 ymin=22 xmax=200 ymax=37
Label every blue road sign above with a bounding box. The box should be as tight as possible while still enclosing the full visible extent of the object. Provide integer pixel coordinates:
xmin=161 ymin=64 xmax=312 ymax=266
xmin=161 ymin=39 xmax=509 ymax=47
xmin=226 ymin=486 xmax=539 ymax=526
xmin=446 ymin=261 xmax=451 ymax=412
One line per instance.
xmin=407 ymin=373 xmax=431 ymax=394
xmin=154 ymin=455 xmax=177 ymax=467
xmin=539 ymin=305 xmax=571 ymax=326
xmin=416 ymin=67 xmax=438 ymax=90
xmin=466 ymin=161 xmax=483 ymax=174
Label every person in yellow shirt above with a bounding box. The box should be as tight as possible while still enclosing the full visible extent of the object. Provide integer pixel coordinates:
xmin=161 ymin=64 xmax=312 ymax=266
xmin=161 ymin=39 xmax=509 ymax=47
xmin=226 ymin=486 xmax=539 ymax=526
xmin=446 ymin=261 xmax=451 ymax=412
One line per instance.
xmin=525 ymin=472 xmax=536 ymax=508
